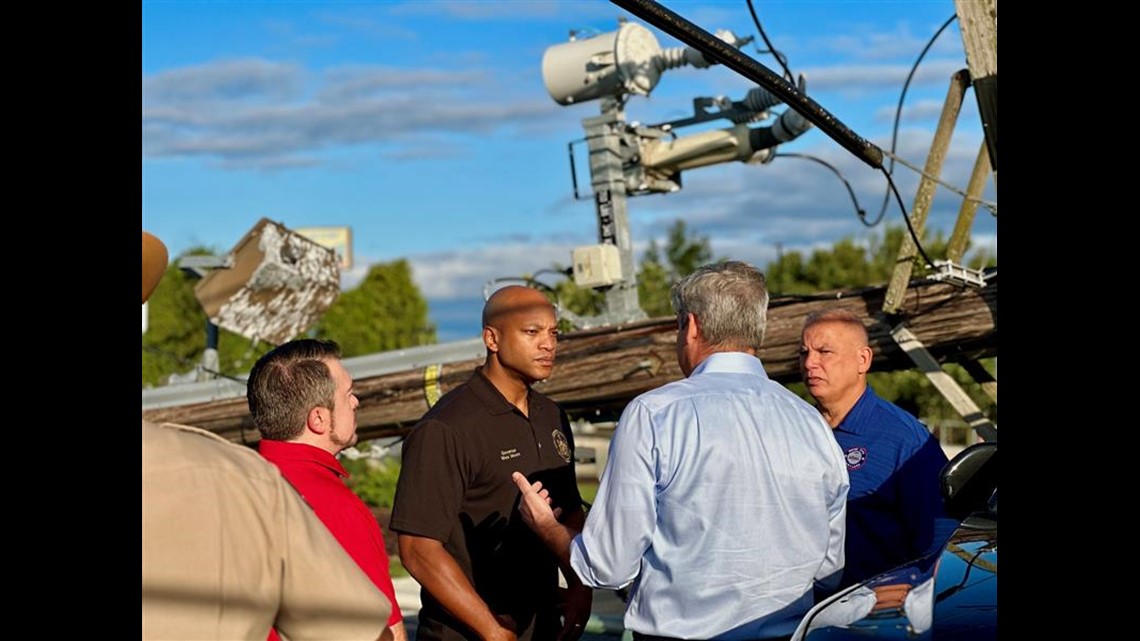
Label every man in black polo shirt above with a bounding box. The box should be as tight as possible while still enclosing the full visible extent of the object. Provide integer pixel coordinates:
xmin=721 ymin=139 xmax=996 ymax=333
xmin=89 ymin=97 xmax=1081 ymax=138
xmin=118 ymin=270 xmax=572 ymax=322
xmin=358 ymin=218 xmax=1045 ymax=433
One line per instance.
xmin=390 ymin=285 xmax=591 ymax=641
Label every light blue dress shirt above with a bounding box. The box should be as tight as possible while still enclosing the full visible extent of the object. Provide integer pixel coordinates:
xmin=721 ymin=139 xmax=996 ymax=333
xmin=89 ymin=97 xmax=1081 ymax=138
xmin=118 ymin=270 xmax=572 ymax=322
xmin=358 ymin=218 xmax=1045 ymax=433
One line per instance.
xmin=570 ymin=352 xmax=849 ymax=640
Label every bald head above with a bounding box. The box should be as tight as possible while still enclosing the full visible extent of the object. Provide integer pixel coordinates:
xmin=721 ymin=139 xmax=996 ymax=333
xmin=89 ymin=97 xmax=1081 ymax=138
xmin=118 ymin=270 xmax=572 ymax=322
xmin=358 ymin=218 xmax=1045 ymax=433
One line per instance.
xmin=481 ymin=285 xmax=559 ymax=391
xmin=483 ymin=285 xmax=555 ymax=330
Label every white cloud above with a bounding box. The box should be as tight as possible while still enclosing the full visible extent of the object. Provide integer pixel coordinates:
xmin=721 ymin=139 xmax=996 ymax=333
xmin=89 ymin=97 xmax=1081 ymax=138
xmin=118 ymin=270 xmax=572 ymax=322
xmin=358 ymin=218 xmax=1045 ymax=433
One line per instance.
xmin=874 ymin=98 xmax=969 ymax=124
xmin=318 ymin=66 xmax=494 ymax=101
xmin=142 ymin=59 xmax=563 ymax=168
xmin=143 ymin=59 xmax=302 ymax=103
xmin=799 ymin=59 xmax=965 ymax=93
xmin=406 ymin=242 xmax=582 ymax=299
xmin=389 ymin=0 xmax=616 ymax=21
xmin=807 ymin=19 xmax=963 ymax=61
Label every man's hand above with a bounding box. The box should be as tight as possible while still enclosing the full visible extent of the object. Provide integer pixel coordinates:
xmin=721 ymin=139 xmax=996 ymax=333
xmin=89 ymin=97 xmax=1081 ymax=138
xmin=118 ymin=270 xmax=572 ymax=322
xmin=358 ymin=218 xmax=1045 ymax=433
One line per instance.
xmin=511 ymin=471 xmax=577 ymax=569
xmin=388 ymin=622 xmax=408 ymax=641
xmin=511 ymin=472 xmax=562 ymax=530
xmin=556 ymin=583 xmax=593 ymax=641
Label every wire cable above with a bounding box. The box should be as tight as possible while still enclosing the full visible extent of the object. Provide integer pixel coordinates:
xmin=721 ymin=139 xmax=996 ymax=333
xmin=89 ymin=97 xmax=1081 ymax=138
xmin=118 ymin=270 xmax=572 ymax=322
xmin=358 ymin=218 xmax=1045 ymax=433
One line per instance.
xmin=746 ymin=0 xmax=793 ymax=82
xmin=872 ymin=14 xmax=958 ymax=226
xmin=532 ymin=267 xmax=574 ymax=282
xmin=882 ymin=168 xmax=937 ymax=269
xmin=774 ymin=152 xmax=868 ymax=226
xmin=142 ymin=344 xmax=248 ymax=385
xmin=881 ymin=150 xmax=997 ymax=216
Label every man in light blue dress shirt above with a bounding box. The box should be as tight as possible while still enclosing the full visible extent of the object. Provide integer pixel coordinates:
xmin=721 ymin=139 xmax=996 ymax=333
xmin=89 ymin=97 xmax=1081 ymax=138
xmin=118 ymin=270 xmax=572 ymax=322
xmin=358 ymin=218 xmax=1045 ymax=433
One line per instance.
xmin=514 ymin=261 xmax=850 ymax=641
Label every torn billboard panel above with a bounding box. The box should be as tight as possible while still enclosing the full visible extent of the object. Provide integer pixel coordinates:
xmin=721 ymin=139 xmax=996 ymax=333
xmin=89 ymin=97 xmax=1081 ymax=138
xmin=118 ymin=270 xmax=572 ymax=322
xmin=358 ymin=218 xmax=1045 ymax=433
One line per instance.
xmin=194 ymin=218 xmax=340 ymax=345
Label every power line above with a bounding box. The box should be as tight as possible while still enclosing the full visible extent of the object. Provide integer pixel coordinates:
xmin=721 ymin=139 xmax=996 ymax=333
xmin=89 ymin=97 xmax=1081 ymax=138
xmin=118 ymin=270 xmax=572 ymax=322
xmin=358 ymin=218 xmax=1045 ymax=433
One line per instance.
xmin=873 ymin=14 xmax=959 ymax=226
xmin=882 ymin=168 xmax=937 ymax=269
xmin=881 ymin=149 xmax=997 ymax=217
xmin=773 ymin=153 xmax=869 ymax=226
xmin=142 ymin=345 xmax=248 ymax=385
xmin=745 ymin=0 xmax=792 ymax=81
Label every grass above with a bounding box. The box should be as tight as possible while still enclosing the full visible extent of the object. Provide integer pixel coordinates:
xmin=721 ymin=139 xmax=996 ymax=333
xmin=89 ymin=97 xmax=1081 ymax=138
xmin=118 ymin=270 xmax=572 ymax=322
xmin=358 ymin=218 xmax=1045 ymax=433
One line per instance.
xmin=579 ymin=479 xmax=600 ymax=507
xmin=389 ymin=555 xmax=409 ymax=578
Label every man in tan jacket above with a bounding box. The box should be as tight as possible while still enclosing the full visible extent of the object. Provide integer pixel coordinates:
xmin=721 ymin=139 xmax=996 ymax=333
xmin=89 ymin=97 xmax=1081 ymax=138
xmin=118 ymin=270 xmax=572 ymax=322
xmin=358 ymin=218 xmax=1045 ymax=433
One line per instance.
xmin=142 ymin=231 xmax=393 ymax=640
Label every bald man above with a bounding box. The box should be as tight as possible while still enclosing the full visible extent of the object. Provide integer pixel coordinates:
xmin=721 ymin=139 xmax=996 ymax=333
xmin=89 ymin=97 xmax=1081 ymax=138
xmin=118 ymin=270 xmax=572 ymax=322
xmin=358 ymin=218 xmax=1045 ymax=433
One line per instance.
xmin=799 ymin=309 xmax=957 ymax=592
xmin=390 ymin=286 xmax=591 ymax=641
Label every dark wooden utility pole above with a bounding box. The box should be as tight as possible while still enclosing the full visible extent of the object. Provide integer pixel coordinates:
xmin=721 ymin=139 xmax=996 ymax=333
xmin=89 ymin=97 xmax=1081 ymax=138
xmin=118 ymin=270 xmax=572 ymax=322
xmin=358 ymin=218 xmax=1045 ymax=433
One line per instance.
xmin=143 ymin=276 xmax=997 ymax=445
xmin=954 ymin=0 xmax=998 ymax=182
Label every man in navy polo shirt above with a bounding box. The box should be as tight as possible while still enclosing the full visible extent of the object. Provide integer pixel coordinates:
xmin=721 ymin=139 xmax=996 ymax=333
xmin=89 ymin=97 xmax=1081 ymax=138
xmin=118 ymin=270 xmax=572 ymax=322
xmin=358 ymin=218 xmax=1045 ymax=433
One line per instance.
xmin=799 ymin=308 xmax=958 ymax=591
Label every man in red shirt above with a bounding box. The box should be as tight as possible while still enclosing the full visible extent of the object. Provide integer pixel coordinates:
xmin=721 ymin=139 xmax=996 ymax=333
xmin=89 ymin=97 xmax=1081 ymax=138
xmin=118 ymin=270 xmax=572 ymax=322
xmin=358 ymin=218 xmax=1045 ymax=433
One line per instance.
xmin=248 ymin=339 xmax=406 ymax=641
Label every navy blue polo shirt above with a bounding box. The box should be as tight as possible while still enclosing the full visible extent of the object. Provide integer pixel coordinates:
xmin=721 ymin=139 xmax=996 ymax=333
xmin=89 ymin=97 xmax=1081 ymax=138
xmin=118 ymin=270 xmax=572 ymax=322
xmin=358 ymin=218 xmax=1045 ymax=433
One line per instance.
xmin=832 ymin=386 xmax=957 ymax=588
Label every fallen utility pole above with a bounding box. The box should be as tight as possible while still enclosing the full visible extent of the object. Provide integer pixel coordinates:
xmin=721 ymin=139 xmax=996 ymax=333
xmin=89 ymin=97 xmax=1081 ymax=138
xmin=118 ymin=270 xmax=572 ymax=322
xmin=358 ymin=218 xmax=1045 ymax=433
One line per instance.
xmin=143 ymin=275 xmax=996 ymax=445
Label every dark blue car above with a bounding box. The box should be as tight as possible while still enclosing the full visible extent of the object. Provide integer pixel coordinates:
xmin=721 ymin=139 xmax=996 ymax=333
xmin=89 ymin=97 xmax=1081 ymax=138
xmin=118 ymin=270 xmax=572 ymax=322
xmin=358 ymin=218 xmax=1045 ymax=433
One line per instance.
xmin=792 ymin=442 xmax=997 ymax=640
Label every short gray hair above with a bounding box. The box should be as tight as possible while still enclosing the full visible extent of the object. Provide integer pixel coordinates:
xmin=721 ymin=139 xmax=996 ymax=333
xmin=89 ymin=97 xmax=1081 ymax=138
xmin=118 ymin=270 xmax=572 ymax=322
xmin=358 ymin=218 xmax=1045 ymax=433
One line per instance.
xmin=802 ymin=308 xmax=869 ymax=345
xmin=670 ymin=260 xmax=770 ymax=351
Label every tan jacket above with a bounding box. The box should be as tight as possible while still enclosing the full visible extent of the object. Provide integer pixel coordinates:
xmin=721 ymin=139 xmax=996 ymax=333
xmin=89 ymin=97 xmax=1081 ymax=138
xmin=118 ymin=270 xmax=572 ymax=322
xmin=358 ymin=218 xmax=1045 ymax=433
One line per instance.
xmin=142 ymin=420 xmax=390 ymax=640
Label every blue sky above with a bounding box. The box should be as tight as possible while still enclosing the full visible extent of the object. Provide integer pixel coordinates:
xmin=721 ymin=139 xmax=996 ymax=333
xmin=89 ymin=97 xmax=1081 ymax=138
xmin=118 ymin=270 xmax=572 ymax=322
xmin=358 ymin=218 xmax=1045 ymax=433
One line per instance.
xmin=142 ymin=0 xmax=997 ymax=342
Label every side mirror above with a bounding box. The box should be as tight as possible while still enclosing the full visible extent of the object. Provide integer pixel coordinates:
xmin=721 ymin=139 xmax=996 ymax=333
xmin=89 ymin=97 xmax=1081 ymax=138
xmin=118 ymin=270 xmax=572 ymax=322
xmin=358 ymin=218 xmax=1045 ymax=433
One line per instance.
xmin=940 ymin=442 xmax=997 ymax=521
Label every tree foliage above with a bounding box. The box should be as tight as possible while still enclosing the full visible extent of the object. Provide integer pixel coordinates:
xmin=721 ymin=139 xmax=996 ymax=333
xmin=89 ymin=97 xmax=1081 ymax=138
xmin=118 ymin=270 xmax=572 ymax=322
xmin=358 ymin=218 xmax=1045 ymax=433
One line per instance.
xmin=142 ymin=260 xmax=211 ymax=387
xmin=341 ymin=455 xmax=402 ymax=509
xmin=549 ymin=263 xmax=605 ymax=324
xmin=767 ymin=226 xmax=996 ymax=296
xmin=637 ymin=220 xmax=718 ymax=317
xmin=142 ymin=247 xmax=274 ymax=387
xmin=315 ymin=259 xmax=436 ymax=357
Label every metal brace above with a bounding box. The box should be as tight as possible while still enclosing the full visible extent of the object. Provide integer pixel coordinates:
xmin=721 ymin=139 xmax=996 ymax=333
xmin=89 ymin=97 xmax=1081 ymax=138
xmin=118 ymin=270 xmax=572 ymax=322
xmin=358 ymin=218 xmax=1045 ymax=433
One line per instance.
xmin=930 ymin=260 xmax=987 ymax=288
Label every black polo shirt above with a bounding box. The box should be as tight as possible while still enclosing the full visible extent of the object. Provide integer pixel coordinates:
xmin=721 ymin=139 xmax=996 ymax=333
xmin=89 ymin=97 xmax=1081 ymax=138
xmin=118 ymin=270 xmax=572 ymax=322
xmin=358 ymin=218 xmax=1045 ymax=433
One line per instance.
xmin=390 ymin=367 xmax=582 ymax=641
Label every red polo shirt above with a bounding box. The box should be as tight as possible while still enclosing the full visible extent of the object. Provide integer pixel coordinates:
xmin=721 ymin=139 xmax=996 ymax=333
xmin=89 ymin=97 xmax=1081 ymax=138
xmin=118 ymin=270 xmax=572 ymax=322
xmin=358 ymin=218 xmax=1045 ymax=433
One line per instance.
xmin=260 ymin=440 xmax=402 ymax=631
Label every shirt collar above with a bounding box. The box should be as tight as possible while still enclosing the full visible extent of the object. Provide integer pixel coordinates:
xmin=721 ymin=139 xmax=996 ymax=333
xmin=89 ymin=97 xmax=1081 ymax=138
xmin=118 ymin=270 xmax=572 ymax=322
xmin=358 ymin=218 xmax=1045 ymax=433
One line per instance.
xmin=469 ymin=366 xmax=534 ymax=417
xmin=835 ymin=385 xmax=875 ymax=435
xmin=258 ymin=439 xmax=349 ymax=479
xmin=465 ymin=364 xmax=540 ymax=419
xmin=690 ymin=351 xmax=769 ymax=379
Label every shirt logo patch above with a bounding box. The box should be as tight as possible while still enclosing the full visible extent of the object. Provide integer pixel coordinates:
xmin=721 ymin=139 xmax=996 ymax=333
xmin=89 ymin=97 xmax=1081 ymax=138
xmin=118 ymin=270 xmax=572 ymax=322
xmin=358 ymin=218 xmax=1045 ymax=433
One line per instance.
xmin=845 ymin=446 xmax=868 ymax=470
xmin=500 ymin=448 xmax=521 ymax=461
xmin=552 ymin=430 xmax=572 ymax=464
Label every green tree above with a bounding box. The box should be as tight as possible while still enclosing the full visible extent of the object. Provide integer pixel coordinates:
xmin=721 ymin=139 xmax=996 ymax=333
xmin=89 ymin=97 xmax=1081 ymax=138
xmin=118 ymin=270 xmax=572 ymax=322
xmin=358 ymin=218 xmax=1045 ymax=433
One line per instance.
xmin=661 ymin=219 xmax=714 ymax=276
xmin=637 ymin=220 xmax=716 ymax=317
xmin=636 ymin=241 xmax=672 ymax=317
xmin=315 ymin=259 xmax=436 ymax=357
xmin=341 ymin=455 xmax=402 ymax=509
xmin=142 ymin=258 xmax=211 ymax=387
xmin=770 ymin=226 xmax=983 ymax=294
xmin=142 ymin=246 xmax=273 ymax=387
